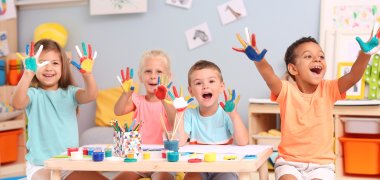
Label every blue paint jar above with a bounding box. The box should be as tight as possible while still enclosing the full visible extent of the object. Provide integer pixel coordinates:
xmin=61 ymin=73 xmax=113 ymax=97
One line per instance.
xmin=92 ymin=151 xmax=104 ymax=162
xmin=0 ymin=60 xmax=5 ymax=85
xmin=167 ymin=151 xmax=179 ymax=162
xmin=164 ymin=140 xmax=179 ymax=152
xmin=87 ymin=147 xmax=94 ymax=156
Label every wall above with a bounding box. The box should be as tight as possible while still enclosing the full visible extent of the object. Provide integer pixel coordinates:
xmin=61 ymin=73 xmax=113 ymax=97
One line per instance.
xmin=17 ymin=0 xmax=320 ymax=135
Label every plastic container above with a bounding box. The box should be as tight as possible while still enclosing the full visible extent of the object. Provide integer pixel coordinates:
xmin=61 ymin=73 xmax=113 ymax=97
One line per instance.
xmin=252 ymin=135 xmax=281 ymax=151
xmin=341 ymin=117 xmax=380 ymax=134
xmin=339 ymin=137 xmax=380 ymax=175
xmin=0 ymin=129 xmax=23 ymax=164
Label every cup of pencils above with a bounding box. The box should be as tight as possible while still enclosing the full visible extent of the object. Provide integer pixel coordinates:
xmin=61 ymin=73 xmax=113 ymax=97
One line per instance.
xmin=112 ymin=119 xmax=142 ymax=158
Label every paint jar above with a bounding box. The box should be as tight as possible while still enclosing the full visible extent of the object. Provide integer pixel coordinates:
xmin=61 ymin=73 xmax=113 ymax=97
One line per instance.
xmin=113 ymin=131 xmax=141 ymax=158
xmin=82 ymin=147 xmax=88 ymax=155
xmin=163 ymin=131 xmax=179 ymax=152
xmin=67 ymin=147 xmax=78 ymax=156
xmin=0 ymin=60 xmax=5 ymax=85
xmin=142 ymin=151 xmax=151 ymax=160
xmin=87 ymin=147 xmax=94 ymax=156
xmin=71 ymin=151 xmax=83 ymax=160
xmin=204 ymin=152 xmax=216 ymax=162
xmin=104 ymin=147 xmax=112 ymax=157
xmin=92 ymin=151 xmax=104 ymax=162
xmin=167 ymin=151 xmax=179 ymax=162
xmin=7 ymin=59 xmax=23 ymax=85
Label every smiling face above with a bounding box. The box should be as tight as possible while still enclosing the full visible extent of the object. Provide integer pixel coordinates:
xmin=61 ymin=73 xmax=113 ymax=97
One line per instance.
xmin=35 ymin=50 xmax=62 ymax=90
xmin=188 ymin=68 xmax=224 ymax=115
xmin=139 ymin=56 xmax=171 ymax=96
xmin=288 ymin=41 xmax=326 ymax=92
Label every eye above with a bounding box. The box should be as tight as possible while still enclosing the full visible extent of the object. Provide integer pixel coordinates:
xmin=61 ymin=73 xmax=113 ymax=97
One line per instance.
xmin=194 ymin=81 xmax=202 ymax=86
xmin=319 ymin=55 xmax=325 ymax=60
xmin=209 ymin=79 xmax=215 ymax=83
xmin=304 ymin=55 xmax=313 ymax=59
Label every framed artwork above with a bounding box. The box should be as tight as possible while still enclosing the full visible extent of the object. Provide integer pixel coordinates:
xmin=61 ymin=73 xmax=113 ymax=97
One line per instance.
xmin=90 ymin=0 xmax=147 ymax=15
xmin=185 ymin=22 xmax=212 ymax=50
xmin=166 ymin=0 xmax=192 ymax=9
xmin=337 ymin=62 xmax=365 ymax=99
xmin=217 ymin=0 xmax=247 ymax=25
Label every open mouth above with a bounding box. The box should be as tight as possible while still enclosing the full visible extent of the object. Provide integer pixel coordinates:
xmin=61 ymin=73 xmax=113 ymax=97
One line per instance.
xmin=202 ymin=92 xmax=213 ymax=99
xmin=43 ymin=74 xmax=55 ymax=77
xmin=310 ymin=65 xmax=322 ymax=74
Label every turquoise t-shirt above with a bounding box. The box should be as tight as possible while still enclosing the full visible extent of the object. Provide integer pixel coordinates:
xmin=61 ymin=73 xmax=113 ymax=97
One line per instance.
xmin=26 ymin=86 xmax=79 ymax=165
xmin=184 ymin=106 xmax=234 ymax=144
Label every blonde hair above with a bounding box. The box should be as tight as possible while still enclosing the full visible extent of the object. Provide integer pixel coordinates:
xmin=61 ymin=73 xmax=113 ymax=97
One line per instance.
xmin=138 ymin=50 xmax=171 ymax=78
xmin=187 ymin=60 xmax=223 ymax=86
xmin=31 ymin=39 xmax=75 ymax=89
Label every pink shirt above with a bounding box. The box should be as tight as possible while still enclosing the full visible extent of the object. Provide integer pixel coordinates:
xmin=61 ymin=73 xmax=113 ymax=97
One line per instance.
xmin=132 ymin=93 xmax=171 ymax=144
xmin=271 ymin=80 xmax=345 ymax=164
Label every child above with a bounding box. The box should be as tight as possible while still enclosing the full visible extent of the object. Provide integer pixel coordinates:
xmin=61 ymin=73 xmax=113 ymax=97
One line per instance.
xmin=177 ymin=60 xmax=248 ymax=180
xmin=114 ymin=50 xmax=175 ymax=180
xmin=233 ymin=30 xmax=376 ymax=179
xmin=11 ymin=39 xmax=106 ymax=180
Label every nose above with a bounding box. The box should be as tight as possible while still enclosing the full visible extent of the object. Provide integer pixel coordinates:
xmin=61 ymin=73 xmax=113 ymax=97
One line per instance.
xmin=313 ymin=56 xmax=321 ymax=62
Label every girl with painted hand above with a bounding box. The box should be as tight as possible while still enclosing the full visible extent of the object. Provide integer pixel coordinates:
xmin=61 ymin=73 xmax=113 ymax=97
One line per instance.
xmin=12 ymin=39 xmax=104 ymax=180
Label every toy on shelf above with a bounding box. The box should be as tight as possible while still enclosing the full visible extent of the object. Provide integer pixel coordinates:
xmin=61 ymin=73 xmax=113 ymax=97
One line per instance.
xmin=364 ymin=54 xmax=380 ymax=99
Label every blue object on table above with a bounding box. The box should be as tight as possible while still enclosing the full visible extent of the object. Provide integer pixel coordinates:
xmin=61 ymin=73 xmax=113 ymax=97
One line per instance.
xmin=244 ymin=154 xmax=257 ymax=159
xmin=167 ymin=151 xmax=179 ymax=162
xmin=164 ymin=140 xmax=179 ymax=152
xmin=0 ymin=60 xmax=5 ymax=85
xmin=92 ymin=151 xmax=104 ymax=162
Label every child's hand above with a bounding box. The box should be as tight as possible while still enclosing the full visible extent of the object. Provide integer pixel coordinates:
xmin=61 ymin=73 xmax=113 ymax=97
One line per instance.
xmin=116 ymin=67 xmax=135 ymax=92
xmin=356 ymin=23 xmax=380 ymax=55
xmin=71 ymin=42 xmax=97 ymax=73
xmin=232 ymin=27 xmax=267 ymax=62
xmin=166 ymin=86 xmax=194 ymax=112
xmin=220 ymin=89 xmax=240 ymax=112
xmin=17 ymin=42 xmax=49 ymax=73
xmin=155 ymin=75 xmax=173 ymax=100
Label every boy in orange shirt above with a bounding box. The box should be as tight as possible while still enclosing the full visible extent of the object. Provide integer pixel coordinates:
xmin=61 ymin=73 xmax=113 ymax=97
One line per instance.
xmin=233 ymin=27 xmax=378 ymax=179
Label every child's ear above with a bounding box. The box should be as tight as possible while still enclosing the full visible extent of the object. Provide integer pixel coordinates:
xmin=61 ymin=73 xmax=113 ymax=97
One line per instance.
xmin=188 ymin=86 xmax=193 ymax=96
xmin=220 ymin=81 xmax=225 ymax=93
xmin=287 ymin=63 xmax=298 ymax=76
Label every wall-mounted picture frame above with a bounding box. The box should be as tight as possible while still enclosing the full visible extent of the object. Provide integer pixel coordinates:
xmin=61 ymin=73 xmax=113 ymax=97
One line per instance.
xmin=90 ymin=0 xmax=147 ymax=15
xmin=166 ymin=0 xmax=192 ymax=9
xmin=185 ymin=22 xmax=212 ymax=50
xmin=217 ymin=0 xmax=247 ymax=25
xmin=337 ymin=62 xmax=365 ymax=99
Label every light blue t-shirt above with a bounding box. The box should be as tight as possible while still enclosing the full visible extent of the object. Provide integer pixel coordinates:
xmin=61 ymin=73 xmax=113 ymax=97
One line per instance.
xmin=26 ymin=86 xmax=79 ymax=165
xmin=184 ymin=106 xmax=234 ymax=144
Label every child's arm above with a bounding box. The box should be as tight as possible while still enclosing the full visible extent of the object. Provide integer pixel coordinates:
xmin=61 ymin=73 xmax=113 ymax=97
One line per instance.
xmin=228 ymin=110 xmax=248 ymax=146
xmin=114 ymin=67 xmax=136 ymax=115
xmin=220 ymin=89 xmax=248 ymax=145
xmin=114 ymin=90 xmax=135 ymax=115
xmin=254 ymin=59 xmax=282 ymax=96
xmin=338 ymin=23 xmax=378 ymax=93
xmin=233 ymin=32 xmax=282 ymax=96
xmin=11 ymin=71 xmax=34 ymax=109
xmin=338 ymin=51 xmax=371 ymax=93
xmin=12 ymin=42 xmax=47 ymax=109
xmin=76 ymin=73 xmax=98 ymax=104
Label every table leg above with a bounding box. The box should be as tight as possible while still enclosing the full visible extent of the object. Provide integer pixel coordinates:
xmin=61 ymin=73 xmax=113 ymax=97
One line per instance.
xmin=258 ymin=161 xmax=269 ymax=180
xmin=238 ymin=172 xmax=251 ymax=180
xmin=50 ymin=170 xmax=61 ymax=180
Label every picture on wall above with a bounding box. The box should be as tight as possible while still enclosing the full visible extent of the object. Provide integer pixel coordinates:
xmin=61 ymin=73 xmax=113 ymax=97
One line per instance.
xmin=0 ymin=0 xmax=17 ymax=21
xmin=0 ymin=31 xmax=10 ymax=57
xmin=217 ymin=0 xmax=247 ymax=25
xmin=166 ymin=0 xmax=192 ymax=9
xmin=90 ymin=0 xmax=147 ymax=15
xmin=337 ymin=62 xmax=365 ymax=99
xmin=185 ymin=22 xmax=212 ymax=50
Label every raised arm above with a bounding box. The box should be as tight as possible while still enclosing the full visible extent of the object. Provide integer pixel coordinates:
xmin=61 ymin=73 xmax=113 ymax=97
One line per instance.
xmin=114 ymin=67 xmax=136 ymax=115
xmin=12 ymin=42 xmax=48 ymax=109
xmin=338 ymin=24 xmax=379 ymax=93
xmin=71 ymin=42 xmax=98 ymax=104
xmin=232 ymin=29 xmax=282 ymax=96
xmin=220 ymin=89 xmax=248 ymax=145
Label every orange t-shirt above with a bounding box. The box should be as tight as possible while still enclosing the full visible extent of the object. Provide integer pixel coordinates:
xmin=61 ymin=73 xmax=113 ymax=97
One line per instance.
xmin=271 ymin=80 xmax=345 ymax=164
